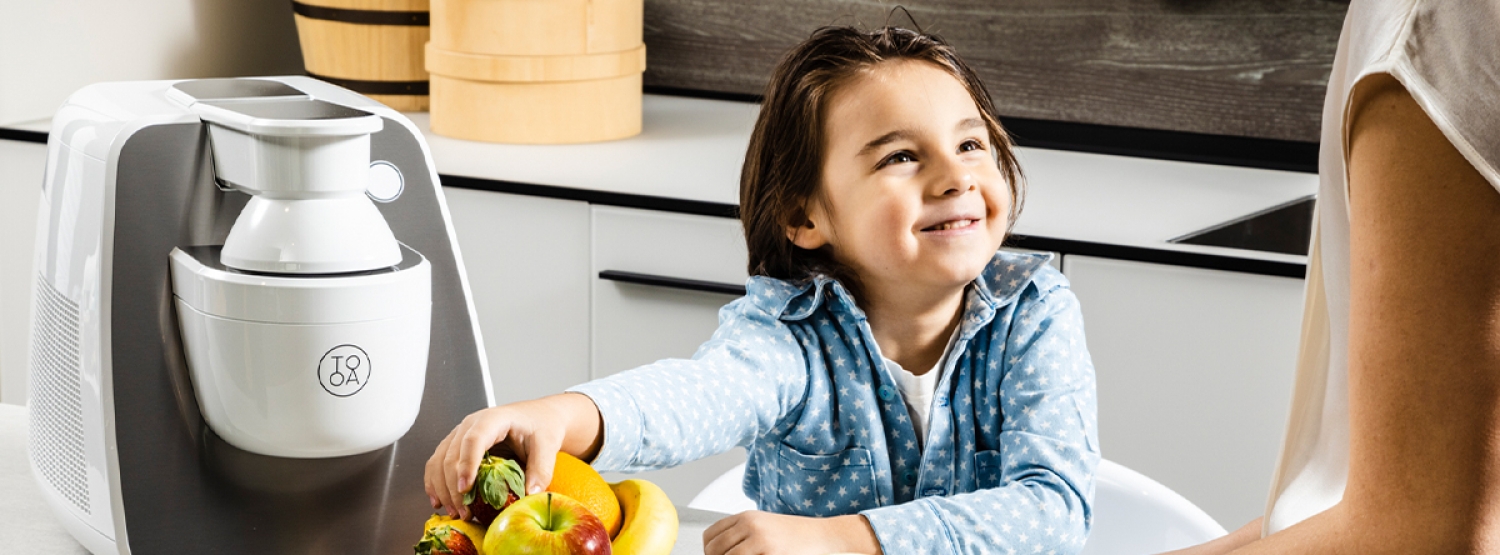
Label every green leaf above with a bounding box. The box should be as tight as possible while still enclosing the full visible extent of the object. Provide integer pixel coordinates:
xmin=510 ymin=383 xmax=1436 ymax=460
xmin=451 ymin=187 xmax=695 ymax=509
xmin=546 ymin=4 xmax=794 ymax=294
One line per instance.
xmin=476 ymin=456 xmax=526 ymax=509
xmin=414 ymin=529 xmax=454 ymax=555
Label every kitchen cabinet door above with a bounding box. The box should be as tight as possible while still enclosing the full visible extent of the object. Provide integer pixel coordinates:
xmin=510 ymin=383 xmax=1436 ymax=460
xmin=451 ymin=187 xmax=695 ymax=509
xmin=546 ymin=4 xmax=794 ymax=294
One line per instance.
xmin=1062 ymin=255 xmax=1303 ymax=529
xmin=591 ymin=206 xmax=748 ymax=378
xmin=0 ymin=140 xmax=46 ymax=406
xmin=590 ymin=205 xmax=749 ymax=506
xmin=443 ymin=188 xmax=592 ymax=407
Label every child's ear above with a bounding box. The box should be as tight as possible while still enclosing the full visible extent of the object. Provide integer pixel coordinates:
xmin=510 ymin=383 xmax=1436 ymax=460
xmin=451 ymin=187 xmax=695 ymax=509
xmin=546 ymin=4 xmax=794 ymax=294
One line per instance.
xmin=785 ymin=205 xmax=829 ymax=250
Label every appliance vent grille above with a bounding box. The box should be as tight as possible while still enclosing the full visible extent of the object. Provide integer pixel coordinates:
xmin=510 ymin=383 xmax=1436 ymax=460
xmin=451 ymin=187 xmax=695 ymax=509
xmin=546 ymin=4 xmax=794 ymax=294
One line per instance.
xmin=28 ymin=274 xmax=90 ymax=515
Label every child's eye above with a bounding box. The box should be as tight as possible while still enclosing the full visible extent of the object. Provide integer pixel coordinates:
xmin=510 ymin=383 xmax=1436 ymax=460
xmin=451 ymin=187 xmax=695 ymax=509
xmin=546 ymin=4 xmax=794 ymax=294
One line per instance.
xmin=959 ymin=139 xmax=985 ymax=152
xmin=878 ymin=151 xmax=916 ymax=168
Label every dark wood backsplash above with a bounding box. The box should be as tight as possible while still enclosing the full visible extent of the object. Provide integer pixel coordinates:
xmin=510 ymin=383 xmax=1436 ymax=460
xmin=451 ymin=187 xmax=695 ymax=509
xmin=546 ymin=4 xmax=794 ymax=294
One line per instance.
xmin=642 ymin=0 xmax=1349 ymax=143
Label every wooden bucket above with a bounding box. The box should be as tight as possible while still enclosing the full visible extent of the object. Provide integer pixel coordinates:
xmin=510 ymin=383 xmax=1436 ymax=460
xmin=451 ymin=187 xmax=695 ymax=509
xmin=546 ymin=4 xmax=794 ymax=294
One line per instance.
xmin=427 ymin=0 xmax=645 ymax=144
xmin=292 ymin=0 xmax=431 ymax=111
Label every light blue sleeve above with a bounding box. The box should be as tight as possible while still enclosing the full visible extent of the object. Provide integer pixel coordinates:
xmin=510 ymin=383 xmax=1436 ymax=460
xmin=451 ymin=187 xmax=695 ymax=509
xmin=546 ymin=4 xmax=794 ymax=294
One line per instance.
xmin=860 ymin=282 xmax=1100 ymax=554
xmin=567 ymin=296 xmax=810 ymax=473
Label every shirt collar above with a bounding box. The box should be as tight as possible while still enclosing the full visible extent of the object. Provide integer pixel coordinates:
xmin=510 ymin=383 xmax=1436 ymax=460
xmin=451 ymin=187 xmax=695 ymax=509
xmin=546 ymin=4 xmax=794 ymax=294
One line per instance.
xmin=746 ymin=250 xmax=1054 ymax=322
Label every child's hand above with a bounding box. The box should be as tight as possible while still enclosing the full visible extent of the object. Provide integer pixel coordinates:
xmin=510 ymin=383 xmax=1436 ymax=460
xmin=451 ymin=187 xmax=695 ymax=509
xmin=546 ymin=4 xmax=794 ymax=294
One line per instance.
xmin=423 ymin=394 xmax=602 ymax=521
xmin=702 ymin=511 xmax=883 ymax=555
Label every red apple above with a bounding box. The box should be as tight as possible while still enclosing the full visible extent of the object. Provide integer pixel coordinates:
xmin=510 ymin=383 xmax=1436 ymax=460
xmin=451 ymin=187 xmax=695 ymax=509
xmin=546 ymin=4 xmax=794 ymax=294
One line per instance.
xmin=484 ymin=492 xmax=612 ymax=555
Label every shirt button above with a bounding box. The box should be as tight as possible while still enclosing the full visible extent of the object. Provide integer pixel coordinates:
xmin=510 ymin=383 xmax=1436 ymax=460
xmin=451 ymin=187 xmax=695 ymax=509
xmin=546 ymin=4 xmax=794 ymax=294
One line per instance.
xmin=936 ymin=396 xmax=948 ymax=407
xmin=878 ymin=385 xmax=896 ymax=401
xmin=903 ymin=470 xmax=918 ymax=486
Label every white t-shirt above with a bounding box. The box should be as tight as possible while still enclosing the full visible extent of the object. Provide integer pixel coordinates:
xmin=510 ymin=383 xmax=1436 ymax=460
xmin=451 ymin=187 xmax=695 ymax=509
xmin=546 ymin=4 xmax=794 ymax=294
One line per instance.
xmin=883 ymin=327 xmax=961 ymax=449
xmin=1263 ymin=0 xmax=1500 ymax=535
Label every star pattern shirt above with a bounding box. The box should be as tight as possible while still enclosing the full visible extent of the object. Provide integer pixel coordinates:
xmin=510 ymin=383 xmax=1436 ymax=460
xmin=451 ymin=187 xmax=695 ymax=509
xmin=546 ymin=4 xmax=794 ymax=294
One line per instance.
xmin=569 ymin=251 xmax=1099 ymax=554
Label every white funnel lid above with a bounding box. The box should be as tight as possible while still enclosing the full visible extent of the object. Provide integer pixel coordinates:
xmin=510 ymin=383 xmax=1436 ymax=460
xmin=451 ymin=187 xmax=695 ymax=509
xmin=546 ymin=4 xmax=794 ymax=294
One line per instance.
xmin=188 ymin=95 xmax=401 ymax=274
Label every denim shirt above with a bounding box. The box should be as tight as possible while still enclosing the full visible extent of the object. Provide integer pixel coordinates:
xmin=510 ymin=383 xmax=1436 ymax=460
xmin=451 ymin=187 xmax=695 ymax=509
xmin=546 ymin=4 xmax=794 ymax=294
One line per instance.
xmin=570 ymin=251 xmax=1100 ymax=554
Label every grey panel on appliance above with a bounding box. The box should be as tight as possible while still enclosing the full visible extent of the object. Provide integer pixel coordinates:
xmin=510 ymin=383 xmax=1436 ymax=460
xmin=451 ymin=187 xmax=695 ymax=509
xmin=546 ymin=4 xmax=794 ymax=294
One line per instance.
xmin=110 ymin=120 xmax=487 ymax=554
xmin=170 ymin=79 xmax=308 ymax=101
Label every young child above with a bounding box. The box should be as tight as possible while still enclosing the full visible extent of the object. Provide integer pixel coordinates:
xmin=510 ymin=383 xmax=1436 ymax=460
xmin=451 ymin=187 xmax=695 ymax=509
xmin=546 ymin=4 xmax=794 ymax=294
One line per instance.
xmin=426 ymin=26 xmax=1099 ymax=555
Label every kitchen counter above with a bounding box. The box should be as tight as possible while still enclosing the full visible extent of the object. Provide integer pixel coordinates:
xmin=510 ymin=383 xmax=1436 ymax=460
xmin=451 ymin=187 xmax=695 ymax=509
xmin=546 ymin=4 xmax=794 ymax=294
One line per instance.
xmin=0 ymin=403 xmax=89 ymax=555
xmin=0 ymin=402 xmax=731 ymax=554
xmin=407 ymin=95 xmax=1317 ymax=276
xmin=1 ymin=92 xmax=1318 ymax=277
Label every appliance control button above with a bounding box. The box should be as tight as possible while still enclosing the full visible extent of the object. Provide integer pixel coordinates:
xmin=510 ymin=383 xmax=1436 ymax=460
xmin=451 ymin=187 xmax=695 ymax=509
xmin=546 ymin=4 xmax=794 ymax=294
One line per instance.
xmin=367 ymin=160 xmax=404 ymax=202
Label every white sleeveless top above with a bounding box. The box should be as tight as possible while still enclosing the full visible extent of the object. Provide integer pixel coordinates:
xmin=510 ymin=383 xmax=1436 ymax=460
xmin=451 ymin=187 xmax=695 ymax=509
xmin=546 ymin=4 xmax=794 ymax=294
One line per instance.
xmin=1263 ymin=0 xmax=1500 ymax=535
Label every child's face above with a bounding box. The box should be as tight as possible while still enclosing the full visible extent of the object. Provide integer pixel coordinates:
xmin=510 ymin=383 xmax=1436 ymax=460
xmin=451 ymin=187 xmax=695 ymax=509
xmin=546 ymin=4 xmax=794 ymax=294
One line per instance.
xmin=790 ymin=59 xmax=1011 ymax=296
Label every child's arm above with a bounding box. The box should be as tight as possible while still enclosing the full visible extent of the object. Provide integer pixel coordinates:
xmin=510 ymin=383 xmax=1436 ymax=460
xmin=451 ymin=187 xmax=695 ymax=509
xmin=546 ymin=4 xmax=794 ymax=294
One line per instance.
xmin=425 ymin=295 xmax=806 ymax=519
xmin=859 ymin=280 xmax=1100 ymax=554
xmin=424 ymin=392 xmax=605 ymax=520
xmin=566 ymin=295 xmax=809 ymax=474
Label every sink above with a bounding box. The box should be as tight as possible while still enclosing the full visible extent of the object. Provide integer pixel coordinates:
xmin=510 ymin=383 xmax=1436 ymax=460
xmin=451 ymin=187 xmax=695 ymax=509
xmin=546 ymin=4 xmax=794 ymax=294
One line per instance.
xmin=1170 ymin=196 xmax=1315 ymax=256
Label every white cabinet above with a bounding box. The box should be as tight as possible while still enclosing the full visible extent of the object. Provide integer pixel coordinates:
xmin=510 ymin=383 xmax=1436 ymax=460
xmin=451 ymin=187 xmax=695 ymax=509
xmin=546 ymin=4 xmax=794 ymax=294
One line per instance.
xmin=590 ymin=206 xmax=749 ymax=377
xmin=589 ymin=206 xmax=749 ymax=506
xmin=1062 ymin=255 xmax=1304 ymax=528
xmin=442 ymin=188 xmax=592 ymax=406
xmin=0 ymin=140 xmax=47 ymax=406
xmin=444 ymin=187 xmax=1306 ymax=519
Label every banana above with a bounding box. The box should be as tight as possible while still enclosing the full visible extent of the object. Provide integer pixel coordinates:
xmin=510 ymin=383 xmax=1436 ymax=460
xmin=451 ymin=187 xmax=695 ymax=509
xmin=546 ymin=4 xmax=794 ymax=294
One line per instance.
xmin=609 ymin=479 xmax=679 ymax=555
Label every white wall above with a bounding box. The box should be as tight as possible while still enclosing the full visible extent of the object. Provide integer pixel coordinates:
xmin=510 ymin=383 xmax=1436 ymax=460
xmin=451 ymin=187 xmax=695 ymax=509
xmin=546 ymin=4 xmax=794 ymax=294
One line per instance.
xmin=0 ymin=0 xmax=305 ymax=125
xmin=0 ymin=0 xmax=305 ymax=403
xmin=0 ymin=141 xmax=46 ymax=406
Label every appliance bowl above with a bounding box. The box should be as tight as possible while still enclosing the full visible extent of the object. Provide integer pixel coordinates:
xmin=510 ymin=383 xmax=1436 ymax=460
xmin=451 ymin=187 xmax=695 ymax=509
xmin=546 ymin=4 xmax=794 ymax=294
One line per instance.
xmin=169 ymin=245 xmax=431 ymax=458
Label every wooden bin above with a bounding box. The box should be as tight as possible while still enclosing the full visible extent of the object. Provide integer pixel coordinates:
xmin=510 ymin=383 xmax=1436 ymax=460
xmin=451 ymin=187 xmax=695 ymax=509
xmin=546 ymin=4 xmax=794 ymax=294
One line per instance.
xmin=427 ymin=0 xmax=645 ymax=144
xmin=292 ymin=0 xmax=431 ymax=111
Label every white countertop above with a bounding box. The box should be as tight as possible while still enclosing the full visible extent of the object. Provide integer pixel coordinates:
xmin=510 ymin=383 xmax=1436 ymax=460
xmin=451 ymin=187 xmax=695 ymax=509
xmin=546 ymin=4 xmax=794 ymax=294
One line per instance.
xmin=0 ymin=404 xmax=89 ymax=555
xmin=411 ymin=95 xmax=1317 ymax=265
xmin=2 ymin=119 xmax=49 ymax=133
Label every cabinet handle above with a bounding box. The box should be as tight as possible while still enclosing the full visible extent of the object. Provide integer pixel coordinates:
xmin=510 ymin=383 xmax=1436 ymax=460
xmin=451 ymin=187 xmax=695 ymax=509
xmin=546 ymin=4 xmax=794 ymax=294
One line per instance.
xmin=598 ymin=270 xmax=746 ymax=296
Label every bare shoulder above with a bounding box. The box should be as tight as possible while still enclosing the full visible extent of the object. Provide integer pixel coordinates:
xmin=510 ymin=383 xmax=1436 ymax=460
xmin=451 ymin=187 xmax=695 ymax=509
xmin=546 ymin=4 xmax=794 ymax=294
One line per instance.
xmin=1343 ymin=71 xmax=1499 ymax=292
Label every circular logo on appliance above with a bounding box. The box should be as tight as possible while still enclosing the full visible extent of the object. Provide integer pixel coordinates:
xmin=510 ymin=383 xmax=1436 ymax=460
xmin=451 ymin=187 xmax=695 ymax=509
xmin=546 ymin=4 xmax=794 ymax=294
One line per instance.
xmin=318 ymin=344 xmax=371 ymax=397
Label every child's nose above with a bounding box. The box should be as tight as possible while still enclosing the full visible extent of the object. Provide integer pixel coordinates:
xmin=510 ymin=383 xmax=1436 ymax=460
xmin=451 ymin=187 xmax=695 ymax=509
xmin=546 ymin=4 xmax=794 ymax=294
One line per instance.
xmin=930 ymin=154 xmax=979 ymax=196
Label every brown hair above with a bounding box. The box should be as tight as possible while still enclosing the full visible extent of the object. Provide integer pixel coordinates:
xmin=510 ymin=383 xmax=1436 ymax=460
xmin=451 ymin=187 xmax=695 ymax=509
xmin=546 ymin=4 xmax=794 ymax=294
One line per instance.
xmin=739 ymin=25 xmax=1025 ymax=298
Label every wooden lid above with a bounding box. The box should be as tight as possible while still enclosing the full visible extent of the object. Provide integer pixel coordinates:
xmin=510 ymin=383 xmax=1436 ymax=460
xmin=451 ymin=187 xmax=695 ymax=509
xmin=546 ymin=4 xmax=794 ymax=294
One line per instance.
xmin=425 ymin=44 xmax=645 ymax=83
xmin=297 ymin=0 xmax=428 ymax=10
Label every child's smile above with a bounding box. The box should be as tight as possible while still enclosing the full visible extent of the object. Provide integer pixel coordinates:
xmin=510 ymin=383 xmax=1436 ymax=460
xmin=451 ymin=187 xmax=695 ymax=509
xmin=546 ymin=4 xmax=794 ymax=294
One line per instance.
xmin=790 ymin=58 xmax=1011 ymax=301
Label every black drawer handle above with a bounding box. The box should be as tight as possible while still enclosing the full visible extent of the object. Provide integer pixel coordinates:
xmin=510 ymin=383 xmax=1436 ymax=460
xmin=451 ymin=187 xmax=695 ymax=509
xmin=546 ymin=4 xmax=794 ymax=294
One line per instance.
xmin=598 ymin=270 xmax=746 ymax=296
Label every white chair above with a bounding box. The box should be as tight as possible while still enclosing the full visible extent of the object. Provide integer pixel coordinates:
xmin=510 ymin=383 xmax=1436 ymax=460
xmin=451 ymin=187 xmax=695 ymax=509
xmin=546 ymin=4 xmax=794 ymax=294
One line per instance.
xmin=688 ymin=462 xmax=760 ymax=515
xmin=1079 ymin=459 xmax=1226 ymax=554
xmin=688 ymin=459 xmax=1227 ymax=554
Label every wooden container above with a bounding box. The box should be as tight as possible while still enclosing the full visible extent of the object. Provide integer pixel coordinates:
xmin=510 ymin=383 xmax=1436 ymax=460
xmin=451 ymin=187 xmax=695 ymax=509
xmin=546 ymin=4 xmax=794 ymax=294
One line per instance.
xmin=292 ymin=0 xmax=431 ymax=111
xmin=427 ymin=0 xmax=645 ymax=144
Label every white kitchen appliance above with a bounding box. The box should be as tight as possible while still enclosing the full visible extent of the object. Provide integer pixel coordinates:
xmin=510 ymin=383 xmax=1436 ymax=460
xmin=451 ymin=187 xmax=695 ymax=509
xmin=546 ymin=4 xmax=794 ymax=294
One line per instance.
xmin=27 ymin=77 xmax=492 ymax=554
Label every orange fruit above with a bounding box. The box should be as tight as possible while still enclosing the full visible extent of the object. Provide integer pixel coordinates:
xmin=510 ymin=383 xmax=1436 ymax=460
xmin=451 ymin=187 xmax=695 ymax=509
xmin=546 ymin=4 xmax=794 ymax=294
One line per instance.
xmin=545 ymin=452 xmax=623 ymax=538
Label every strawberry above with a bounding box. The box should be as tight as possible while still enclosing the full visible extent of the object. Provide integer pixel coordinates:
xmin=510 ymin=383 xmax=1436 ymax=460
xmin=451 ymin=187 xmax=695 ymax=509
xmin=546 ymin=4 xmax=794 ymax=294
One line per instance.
xmin=462 ymin=455 xmax=526 ymax=527
xmin=414 ymin=515 xmax=484 ymax=555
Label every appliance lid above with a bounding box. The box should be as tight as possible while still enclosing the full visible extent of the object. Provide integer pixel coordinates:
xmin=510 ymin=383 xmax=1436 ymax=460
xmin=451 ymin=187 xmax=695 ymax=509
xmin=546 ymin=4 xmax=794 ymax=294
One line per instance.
xmin=191 ymin=99 xmax=382 ymax=137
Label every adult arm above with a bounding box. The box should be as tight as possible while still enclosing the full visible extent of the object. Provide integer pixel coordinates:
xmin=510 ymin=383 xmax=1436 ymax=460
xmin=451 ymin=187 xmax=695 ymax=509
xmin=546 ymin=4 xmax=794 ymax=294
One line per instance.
xmin=1219 ymin=73 xmax=1500 ymax=554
